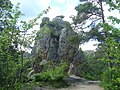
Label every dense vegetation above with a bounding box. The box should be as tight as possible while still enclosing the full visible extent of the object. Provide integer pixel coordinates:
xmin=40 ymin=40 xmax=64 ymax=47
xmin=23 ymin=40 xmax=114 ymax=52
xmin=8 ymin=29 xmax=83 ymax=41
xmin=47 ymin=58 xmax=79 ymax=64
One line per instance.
xmin=0 ymin=0 xmax=50 ymax=89
xmin=76 ymin=50 xmax=106 ymax=80
xmin=73 ymin=0 xmax=120 ymax=90
xmin=0 ymin=0 xmax=120 ymax=90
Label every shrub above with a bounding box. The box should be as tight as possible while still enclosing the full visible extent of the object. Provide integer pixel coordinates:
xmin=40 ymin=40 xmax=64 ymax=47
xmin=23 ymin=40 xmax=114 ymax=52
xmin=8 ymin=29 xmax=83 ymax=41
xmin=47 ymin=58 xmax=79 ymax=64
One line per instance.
xmin=33 ymin=62 xmax=69 ymax=88
xmin=76 ymin=50 xmax=105 ymax=80
xmin=101 ymin=68 xmax=120 ymax=90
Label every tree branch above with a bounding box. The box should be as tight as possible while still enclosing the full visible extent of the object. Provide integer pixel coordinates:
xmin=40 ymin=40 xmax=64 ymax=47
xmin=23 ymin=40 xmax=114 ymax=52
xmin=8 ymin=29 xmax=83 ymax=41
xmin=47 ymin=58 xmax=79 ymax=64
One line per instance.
xmin=76 ymin=18 xmax=101 ymax=30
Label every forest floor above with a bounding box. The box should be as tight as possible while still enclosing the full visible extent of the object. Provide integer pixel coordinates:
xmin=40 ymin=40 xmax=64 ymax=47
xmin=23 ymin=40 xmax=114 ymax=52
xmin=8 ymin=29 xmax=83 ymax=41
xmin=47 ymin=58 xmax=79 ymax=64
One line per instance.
xmin=32 ymin=75 xmax=104 ymax=90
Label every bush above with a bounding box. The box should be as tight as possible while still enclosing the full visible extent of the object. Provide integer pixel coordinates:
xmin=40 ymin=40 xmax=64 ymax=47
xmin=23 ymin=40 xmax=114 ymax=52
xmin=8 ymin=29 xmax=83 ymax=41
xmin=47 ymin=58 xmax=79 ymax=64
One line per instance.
xmin=33 ymin=62 xmax=69 ymax=88
xmin=76 ymin=50 xmax=105 ymax=80
xmin=101 ymin=68 xmax=120 ymax=90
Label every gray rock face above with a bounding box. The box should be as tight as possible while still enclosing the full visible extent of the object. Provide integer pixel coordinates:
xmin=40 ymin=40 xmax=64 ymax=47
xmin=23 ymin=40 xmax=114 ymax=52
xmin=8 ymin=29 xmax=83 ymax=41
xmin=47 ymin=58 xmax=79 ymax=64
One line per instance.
xmin=58 ymin=28 xmax=79 ymax=63
xmin=32 ymin=16 xmax=82 ymax=74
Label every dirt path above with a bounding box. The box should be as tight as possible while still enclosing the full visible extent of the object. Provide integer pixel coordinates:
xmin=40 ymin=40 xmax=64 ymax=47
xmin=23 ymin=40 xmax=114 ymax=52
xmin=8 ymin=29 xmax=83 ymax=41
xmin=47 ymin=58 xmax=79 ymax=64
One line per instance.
xmin=32 ymin=75 xmax=104 ymax=90
xmin=56 ymin=84 xmax=103 ymax=90
xmin=33 ymin=84 xmax=103 ymax=90
xmin=52 ymin=75 xmax=104 ymax=90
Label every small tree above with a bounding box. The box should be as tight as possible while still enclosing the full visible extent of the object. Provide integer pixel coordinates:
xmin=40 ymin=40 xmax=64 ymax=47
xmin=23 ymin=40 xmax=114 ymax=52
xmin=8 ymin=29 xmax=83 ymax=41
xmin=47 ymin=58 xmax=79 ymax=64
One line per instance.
xmin=101 ymin=23 xmax=120 ymax=90
xmin=100 ymin=0 xmax=120 ymax=89
xmin=0 ymin=1 xmax=23 ymax=89
xmin=0 ymin=0 xmax=50 ymax=89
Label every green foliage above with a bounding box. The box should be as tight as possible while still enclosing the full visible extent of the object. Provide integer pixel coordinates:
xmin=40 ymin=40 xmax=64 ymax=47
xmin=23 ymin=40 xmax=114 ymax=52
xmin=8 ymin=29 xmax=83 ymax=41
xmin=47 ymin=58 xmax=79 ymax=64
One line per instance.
xmin=74 ymin=2 xmax=120 ymax=90
xmin=33 ymin=62 xmax=69 ymax=88
xmin=0 ymin=0 xmax=50 ymax=89
xmin=73 ymin=0 xmax=108 ymax=45
xmin=100 ymin=23 xmax=120 ymax=90
xmin=0 ymin=1 xmax=23 ymax=89
xmin=68 ymin=34 xmax=80 ymax=44
xmin=102 ymin=68 xmax=120 ymax=89
xmin=77 ymin=50 xmax=106 ymax=80
xmin=105 ymin=0 xmax=120 ymax=11
xmin=34 ymin=62 xmax=68 ymax=81
xmin=75 ymin=2 xmax=100 ymax=15
xmin=102 ymin=26 xmax=120 ymax=90
xmin=101 ymin=68 xmax=120 ymax=90
xmin=73 ymin=0 xmax=101 ymax=26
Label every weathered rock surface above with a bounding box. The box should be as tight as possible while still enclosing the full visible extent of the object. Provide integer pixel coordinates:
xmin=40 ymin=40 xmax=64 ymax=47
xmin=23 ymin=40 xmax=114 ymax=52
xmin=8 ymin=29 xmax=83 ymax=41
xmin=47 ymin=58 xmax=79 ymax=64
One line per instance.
xmin=32 ymin=16 xmax=82 ymax=74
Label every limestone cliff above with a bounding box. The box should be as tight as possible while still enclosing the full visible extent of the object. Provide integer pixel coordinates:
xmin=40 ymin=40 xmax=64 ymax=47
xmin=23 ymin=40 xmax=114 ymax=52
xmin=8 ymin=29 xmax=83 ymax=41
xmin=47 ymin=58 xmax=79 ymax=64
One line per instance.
xmin=32 ymin=16 xmax=82 ymax=74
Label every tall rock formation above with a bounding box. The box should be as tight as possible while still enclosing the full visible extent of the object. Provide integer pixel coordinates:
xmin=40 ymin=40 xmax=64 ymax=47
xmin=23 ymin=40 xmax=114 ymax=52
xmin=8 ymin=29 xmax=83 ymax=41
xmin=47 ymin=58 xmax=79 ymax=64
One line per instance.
xmin=32 ymin=16 xmax=82 ymax=74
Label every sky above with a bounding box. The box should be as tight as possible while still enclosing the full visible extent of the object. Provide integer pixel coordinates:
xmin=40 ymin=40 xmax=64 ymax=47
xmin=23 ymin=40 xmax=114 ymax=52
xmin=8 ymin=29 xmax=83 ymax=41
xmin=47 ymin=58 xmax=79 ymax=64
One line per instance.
xmin=10 ymin=0 xmax=118 ymax=51
xmin=10 ymin=0 xmax=79 ymax=21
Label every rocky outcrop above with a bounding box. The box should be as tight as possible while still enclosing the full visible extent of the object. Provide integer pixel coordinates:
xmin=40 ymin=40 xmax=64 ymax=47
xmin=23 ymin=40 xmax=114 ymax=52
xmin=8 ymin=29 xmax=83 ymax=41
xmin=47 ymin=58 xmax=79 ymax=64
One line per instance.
xmin=32 ymin=16 xmax=82 ymax=74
